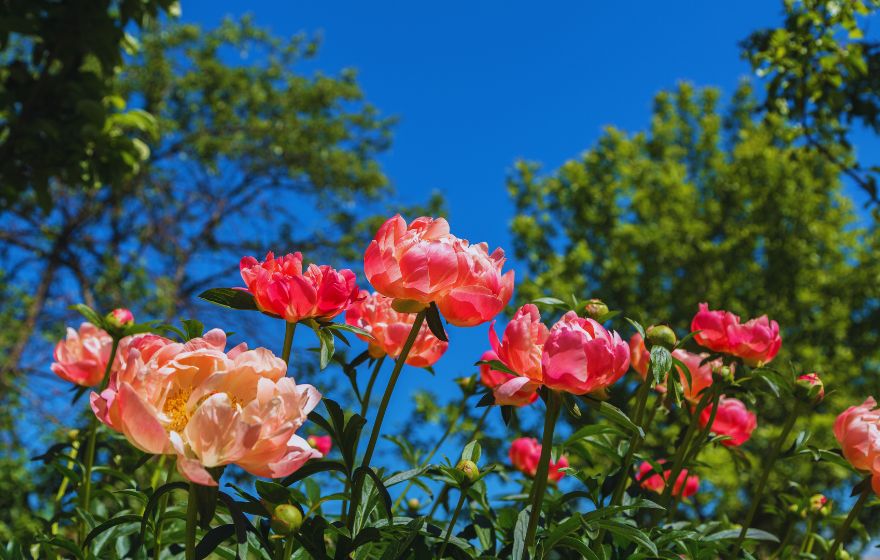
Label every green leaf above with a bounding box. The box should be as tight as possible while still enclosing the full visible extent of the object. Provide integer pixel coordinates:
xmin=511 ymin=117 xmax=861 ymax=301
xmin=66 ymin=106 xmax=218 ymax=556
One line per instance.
xmin=581 ymin=396 xmax=644 ymax=438
xmin=83 ymin=514 xmax=142 ymax=547
xmin=532 ymin=296 xmax=567 ymax=306
xmin=70 ymin=303 xmax=104 ymax=328
xmin=475 ymin=359 xmax=519 ymax=377
xmin=593 ymin=520 xmax=657 ymax=554
xmin=649 ymin=346 xmax=672 ymax=386
xmin=198 ymin=288 xmax=258 ymax=311
xmin=625 ymin=317 xmax=646 ymax=339
xmin=315 ymin=327 xmax=335 ymax=370
xmin=461 ymin=440 xmax=481 ymax=463
xmin=426 ymin=302 xmax=448 ymax=342
xmin=353 ymin=466 xmax=393 ymax=522
xmin=705 ymin=528 xmax=779 ymax=543
xmin=512 ymin=506 xmax=530 ymax=560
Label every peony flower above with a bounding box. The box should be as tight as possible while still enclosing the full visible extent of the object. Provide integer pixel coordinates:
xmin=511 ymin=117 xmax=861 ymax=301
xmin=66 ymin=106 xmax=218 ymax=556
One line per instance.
xmin=363 ymin=215 xmax=513 ymax=327
xmin=51 ymin=323 xmax=114 ymax=387
xmin=435 ymin=238 xmax=515 ymax=327
xmin=307 ymin=435 xmax=332 ymax=455
xmin=90 ymin=329 xmax=321 ymax=485
xmin=690 ymin=303 xmax=781 ymax=366
xmin=796 ymin=373 xmax=825 ymax=403
xmin=345 ymin=291 xmax=447 ymax=367
xmin=629 ymin=333 xmax=651 ymax=378
xmin=636 ymin=460 xmax=699 ymax=499
xmin=508 ymin=437 xmax=568 ymax=483
xmin=699 ymin=396 xmax=757 ymax=447
xmin=480 ymin=304 xmax=548 ymax=405
xmin=240 ymin=252 xmax=360 ymax=323
xmin=834 ymin=397 xmax=880 ymax=494
xmin=541 ymin=311 xmax=630 ymax=395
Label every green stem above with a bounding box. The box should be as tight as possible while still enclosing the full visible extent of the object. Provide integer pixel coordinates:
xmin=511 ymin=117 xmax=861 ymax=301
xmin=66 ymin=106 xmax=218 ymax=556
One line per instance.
xmin=79 ymin=337 xmax=120 ymax=535
xmin=437 ymin=489 xmax=468 ymax=558
xmin=153 ymin=458 xmax=176 ymax=560
xmin=347 ymin=310 xmax=427 ymax=532
xmin=275 ymin=535 xmax=295 ymax=559
xmin=801 ymin=517 xmax=815 ymax=554
xmin=769 ymin=517 xmax=794 ymax=559
xmin=392 ymin=395 xmax=468 ymax=512
xmin=185 ymin=483 xmax=199 ymax=560
xmin=609 ymin=376 xmax=654 ymax=507
xmin=428 ymin=406 xmax=491 ymax=520
xmin=281 ymin=322 xmax=296 ymax=365
xmin=522 ymin=390 xmax=563 ymax=557
xmin=51 ymin=438 xmax=80 ymax=535
xmin=658 ymin=386 xmax=716 ymax=517
xmin=360 ymin=355 xmax=386 ymax=418
xmin=825 ymin=477 xmax=872 ymax=560
xmin=731 ymin=404 xmax=801 ymax=558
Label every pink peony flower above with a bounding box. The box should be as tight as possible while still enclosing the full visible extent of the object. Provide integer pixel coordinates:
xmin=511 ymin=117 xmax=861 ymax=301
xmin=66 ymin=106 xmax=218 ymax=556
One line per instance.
xmin=240 ymin=252 xmax=360 ymax=323
xmin=541 ymin=311 xmax=630 ymax=395
xmin=699 ymin=396 xmax=757 ymax=447
xmin=690 ymin=303 xmax=781 ymax=366
xmin=797 ymin=373 xmax=825 ymax=402
xmin=307 ymin=435 xmax=332 ymax=455
xmin=508 ymin=437 xmax=568 ymax=483
xmin=363 ymin=215 xmax=513 ymax=327
xmin=90 ymin=329 xmax=321 ymax=486
xmin=51 ymin=323 xmax=114 ymax=387
xmin=834 ymin=397 xmax=880 ymax=495
xmin=481 ymin=304 xmax=548 ymax=405
xmin=636 ymin=460 xmax=699 ymax=499
xmin=345 ymin=291 xmax=447 ymax=367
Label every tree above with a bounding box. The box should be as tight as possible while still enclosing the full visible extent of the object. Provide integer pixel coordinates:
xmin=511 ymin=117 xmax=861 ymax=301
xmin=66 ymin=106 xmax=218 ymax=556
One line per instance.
xmin=508 ymin=82 xmax=880 ymax=532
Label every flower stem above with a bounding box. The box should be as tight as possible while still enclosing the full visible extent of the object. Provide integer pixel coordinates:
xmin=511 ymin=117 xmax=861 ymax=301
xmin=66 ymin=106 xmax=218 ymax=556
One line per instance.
xmin=825 ymin=477 xmax=872 ymax=560
xmin=347 ymin=310 xmax=427 ymax=532
xmin=392 ymin=394 xmax=468 ymax=512
xmin=51 ymin=437 xmax=80 ymax=536
xmin=730 ymin=404 xmax=801 ymax=558
xmin=185 ymin=483 xmax=199 ymax=560
xmin=437 ymin=489 xmax=468 ymax=558
xmin=281 ymin=321 xmax=296 ymax=366
xmin=79 ymin=337 xmax=120 ymax=536
xmin=360 ymin=355 xmax=386 ymax=418
xmin=428 ymin=406 xmax=491 ymax=519
xmin=609 ymin=375 xmax=654 ymax=507
xmin=152 ymin=458 xmax=176 ymax=560
xmin=522 ymin=390 xmax=563 ymax=557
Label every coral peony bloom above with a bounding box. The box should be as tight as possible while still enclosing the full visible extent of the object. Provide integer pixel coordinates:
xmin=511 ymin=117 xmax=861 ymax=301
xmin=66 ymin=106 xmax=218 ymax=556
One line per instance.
xmin=345 ymin=291 xmax=447 ymax=367
xmin=240 ymin=252 xmax=360 ymax=323
xmin=636 ymin=460 xmax=699 ymax=499
xmin=90 ymin=329 xmax=321 ymax=485
xmin=435 ymin=239 xmax=515 ymax=327
xmin=834 ymin=397 xmax=880 ymax=494
xmin=629 ymin=333 xmax=651 ymax=378
xmin=690 ymin=303 xmax=781 ymax=366
xmin=363 ymin=215 xmax=513 ymax=326
xmin=307 ymin=435 xmax=332 ymax=455
xmin=51 ymin=323 xmax=114 ymax=387
xmin=541 ymin=312 xmax=630 ymax=395
xmin=481 ymin=304 xmax=549 ymax=405
xmin=364 ymin=215 xmax=460 ymax=304
xmin=699 ymin=396 xmax=757 ymax=447
xmin=508 ymin=437 xmax=568 ymax=483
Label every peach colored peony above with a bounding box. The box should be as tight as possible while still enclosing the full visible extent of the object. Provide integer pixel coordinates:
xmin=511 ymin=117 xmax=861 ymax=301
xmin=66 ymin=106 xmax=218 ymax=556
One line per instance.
xmin=636 ymin=460 xmax=699 ymax=499
xmin=240 ymin=252 xmax=360 ymax=323
xmin=481 ymin=304 xmax=548 ymax=405
xmin=363 ymin=215 xmax=513 ymax=327
xmin=345 ymin=291 xmax=447 ymax=367
xmin=690 ymin=303 xmax=781 ymax=366
xmin=90 ymin=329 xmax=321 ymax=485
xmin=51 ymin=323 xmax=114 ymax=387
xmin=834 ymin=397 xmax=880 ymax=495
xmin=307 ymin=435 xmax=332 ymax=455
xmin=699 ymin=396 xmax=757 ymax=447
xmin=508 ymin=437 xmax=568 ymax=483
xmin=541 ymin=312 xmax=629 ymax=395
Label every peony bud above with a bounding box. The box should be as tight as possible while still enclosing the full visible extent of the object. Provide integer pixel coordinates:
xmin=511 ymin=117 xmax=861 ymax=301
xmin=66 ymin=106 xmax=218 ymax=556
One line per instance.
xmin=646 ymin=325 xmax=676 ymax=350
xmin=271 ymin=504 xmax=303 ymax=535
xmin=809 ymin=494 xmax=830 ymax=516
xmin=106 ymin=308 xmax=134 ymax=328
xmin=796 ymin=373 xmax=824 ymax=404
xmin=583 ymin=299 xmax=609 ymax=320
xmin=407 ymin=498 xmax=420 ymax=510
xmin=456 ymin=460 xmax=480 ymax=485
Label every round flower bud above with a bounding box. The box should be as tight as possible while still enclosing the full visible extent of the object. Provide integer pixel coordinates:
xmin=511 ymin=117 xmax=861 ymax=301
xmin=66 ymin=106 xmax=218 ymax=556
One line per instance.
xmin=796 ymin=373 xmax=824 ymax=404
xmin=809 ymin=493 xmax=830 ymax=516
xmin=456 ymin=460 xmax=480 ymax=485
xmin=455 ymin=375 xmax=478 ymax=396
xmin=271 ymin=504 xmax=303 ymax=535
xmin=787 ymin=503 xmax=799 ymax=514
xmin=646 ymin=325 xmax=676 ymax=350
xmin=583 ymin=299 xmax=609 ymax=320
xmin=837 ymin=550 xmax=851 ymax=560
xmin=391 ymin=298 xmax=430 ymax=314
xmin=407 ymin=498 xmax=420 ymax=510
xmin=106 ymin=308 xmax=134 ymax=328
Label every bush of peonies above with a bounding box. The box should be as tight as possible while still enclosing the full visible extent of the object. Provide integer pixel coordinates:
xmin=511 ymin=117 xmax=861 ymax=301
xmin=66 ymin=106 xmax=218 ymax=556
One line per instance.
xmin=33 ymin=214 xmax=873 ymax=559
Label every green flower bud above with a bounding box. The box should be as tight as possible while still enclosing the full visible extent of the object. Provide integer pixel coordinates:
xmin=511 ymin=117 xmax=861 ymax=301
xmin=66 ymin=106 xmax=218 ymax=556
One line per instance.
xmin=105 ymin=308 xmax=134 ymax=329
xmin=646 ymin=324 xmax=676 ymax=350
xmin=456 ymin=460 xmax=480 ymax=485
xmin=270 ymin=504 xmax=303 ymax=535
xmin=583 ymin=299 xmax=609 ymax=320
xmin=407 ymin=498 xmax=420 ymax=510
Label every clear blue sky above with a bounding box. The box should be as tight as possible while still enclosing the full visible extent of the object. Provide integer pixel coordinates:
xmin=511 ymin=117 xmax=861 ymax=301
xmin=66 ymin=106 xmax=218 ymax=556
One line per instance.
xmin=173 ymin=2 xmax=875 ymax=476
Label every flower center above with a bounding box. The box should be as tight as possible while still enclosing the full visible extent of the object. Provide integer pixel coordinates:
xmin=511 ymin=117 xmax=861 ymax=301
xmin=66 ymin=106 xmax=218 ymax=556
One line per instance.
xmin=163 ymin=389 xmax=192 ymax=433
